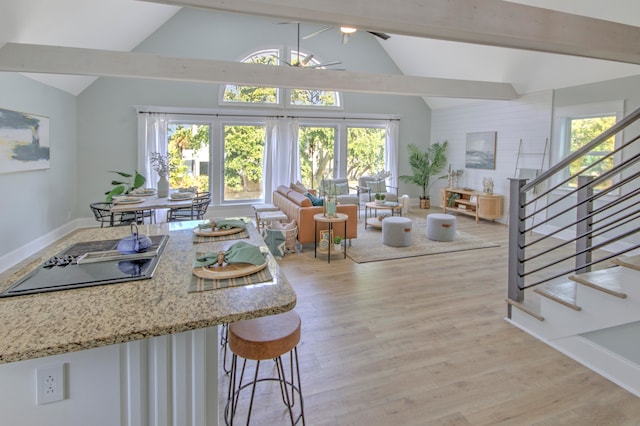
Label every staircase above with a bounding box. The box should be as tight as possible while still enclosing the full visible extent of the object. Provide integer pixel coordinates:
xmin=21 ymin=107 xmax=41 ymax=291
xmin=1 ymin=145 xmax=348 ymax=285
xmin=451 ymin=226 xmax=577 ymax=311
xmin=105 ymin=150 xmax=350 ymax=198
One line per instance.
xmin=506 ymin=107 xmax=640 ymax=397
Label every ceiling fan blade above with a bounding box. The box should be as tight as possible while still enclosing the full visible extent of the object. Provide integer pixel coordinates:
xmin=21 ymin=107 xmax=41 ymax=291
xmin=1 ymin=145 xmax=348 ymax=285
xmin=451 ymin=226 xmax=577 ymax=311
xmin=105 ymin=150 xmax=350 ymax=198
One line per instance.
xmin=367 ymin=31 xmax=391 ymax=40
xmin=301 ymin=54 xmax=314 ymax=66
xmin=274 ymin=56 xmax=293 ymax=67
xmin=309 ymin=61 xmax=342 ymax=68
xmin=302 ymin=26 xmax=333 ymax=40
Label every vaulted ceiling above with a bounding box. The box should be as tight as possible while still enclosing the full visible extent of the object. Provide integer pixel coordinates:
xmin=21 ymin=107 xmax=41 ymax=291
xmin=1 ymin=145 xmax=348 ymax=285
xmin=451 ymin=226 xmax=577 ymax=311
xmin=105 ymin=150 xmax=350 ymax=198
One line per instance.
xmin=0 ymin=0 xmax=639 ymax=109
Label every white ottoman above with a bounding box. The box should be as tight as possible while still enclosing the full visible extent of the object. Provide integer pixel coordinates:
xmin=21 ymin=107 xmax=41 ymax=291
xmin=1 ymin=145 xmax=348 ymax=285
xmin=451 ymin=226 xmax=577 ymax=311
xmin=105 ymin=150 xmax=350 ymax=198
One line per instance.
xmin=382 ymin=216 xmax=413 ymax=247
xmin=426 ymin=213 xmax=456 ymax=241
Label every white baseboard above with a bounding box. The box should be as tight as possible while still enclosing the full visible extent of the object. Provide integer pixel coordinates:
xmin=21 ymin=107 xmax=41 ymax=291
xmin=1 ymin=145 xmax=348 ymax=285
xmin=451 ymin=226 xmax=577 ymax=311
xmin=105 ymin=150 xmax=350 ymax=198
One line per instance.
xmin=0 ymin=219 xmax=94 ymax=273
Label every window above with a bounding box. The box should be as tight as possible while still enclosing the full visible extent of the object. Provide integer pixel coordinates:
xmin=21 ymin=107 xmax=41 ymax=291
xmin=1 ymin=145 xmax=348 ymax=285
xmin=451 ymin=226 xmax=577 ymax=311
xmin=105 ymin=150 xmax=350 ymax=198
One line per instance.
xmin=223 ymin=123 xmax=266 ymax=201
xmin=222 ymin=50 xmax=279 ymax=104
xmin=346 ymin=127 xmax=386 ymax=187
xmin=222 ymin=49 xmax=340 ymax=109
xmin=298 ymin=126 xmax=335 ymax=190
xmin=167 ymin=123 xmax=210 ymax=192
xmin=289 ymin=51 xmax=340 ymax=108
xmin=554 ymin=101 xmax=623 ymax=191
xmin=566 ymin=115 xmax=616 ymax=189
xmin=140 ymin=113 xmax=397 ymax=207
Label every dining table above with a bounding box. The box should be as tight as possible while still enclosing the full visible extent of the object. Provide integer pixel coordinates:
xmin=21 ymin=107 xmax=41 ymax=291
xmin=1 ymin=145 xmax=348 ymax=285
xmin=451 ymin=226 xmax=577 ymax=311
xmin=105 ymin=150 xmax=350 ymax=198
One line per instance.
xmin=109 ymin=194 xmax=194 ymax=225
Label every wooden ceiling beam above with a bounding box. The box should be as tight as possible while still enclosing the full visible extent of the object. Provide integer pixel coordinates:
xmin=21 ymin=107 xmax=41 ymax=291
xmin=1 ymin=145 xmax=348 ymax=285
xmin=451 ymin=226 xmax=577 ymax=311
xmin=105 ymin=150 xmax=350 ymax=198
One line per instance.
xmin=0 ymin=43 xmax=518 ymax=100
xmin=140 ymin=0 xmax=640 ymax=65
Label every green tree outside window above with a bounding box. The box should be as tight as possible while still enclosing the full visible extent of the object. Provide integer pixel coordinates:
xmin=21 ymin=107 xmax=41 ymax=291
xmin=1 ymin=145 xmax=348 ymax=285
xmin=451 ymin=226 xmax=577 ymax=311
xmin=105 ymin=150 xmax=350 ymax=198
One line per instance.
xmin=567 ymin=115 xmax=616 ymax=189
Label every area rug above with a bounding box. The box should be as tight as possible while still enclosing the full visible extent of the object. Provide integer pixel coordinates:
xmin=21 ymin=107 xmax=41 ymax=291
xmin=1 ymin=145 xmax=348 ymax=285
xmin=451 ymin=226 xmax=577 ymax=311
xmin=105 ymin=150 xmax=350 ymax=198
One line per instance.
xmin=346 ymin=214 xmax=500 ymax=263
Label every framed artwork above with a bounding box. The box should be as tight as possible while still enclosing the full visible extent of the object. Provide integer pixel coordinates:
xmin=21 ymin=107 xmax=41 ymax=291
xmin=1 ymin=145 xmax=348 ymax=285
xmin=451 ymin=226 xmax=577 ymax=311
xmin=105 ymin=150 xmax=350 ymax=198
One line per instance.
xmin=318 ymin=229 xmax=333 ymax=252
xmin=0 ymin=108 xmax=50 ymax=174
xmin=465 ymin=131 xmax=496 ymax=170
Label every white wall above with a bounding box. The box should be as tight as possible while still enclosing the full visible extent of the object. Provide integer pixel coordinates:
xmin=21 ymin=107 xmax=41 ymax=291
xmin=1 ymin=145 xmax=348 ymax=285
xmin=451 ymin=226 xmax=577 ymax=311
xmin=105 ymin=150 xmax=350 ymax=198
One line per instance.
xmin=430 ymin=91 xmax=553 ymax=221
xmin=0 ymin=73 xmax=77 ymax=259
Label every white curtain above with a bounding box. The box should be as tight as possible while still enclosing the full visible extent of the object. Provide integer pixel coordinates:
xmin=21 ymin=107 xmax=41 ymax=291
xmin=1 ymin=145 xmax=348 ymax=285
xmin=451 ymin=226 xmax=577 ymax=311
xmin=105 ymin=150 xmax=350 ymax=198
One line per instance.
xmin=385 ymin=120 xmax=399 ymax=187
xmin=137 ymin=113 xmax=168 ymax=187
xmin=262 ymin=118 xmax=300 ymax=202
xmin=263 ymin=118 xmax=277 ymax=203
xmin=289 ymin=119 xmax=301 ymax=183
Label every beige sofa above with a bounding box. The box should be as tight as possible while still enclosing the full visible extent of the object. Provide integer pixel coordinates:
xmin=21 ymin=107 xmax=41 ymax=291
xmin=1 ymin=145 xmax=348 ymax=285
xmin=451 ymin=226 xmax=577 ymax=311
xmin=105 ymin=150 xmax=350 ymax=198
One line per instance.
xmin=272 ymin=185 xmax=358 ymax=245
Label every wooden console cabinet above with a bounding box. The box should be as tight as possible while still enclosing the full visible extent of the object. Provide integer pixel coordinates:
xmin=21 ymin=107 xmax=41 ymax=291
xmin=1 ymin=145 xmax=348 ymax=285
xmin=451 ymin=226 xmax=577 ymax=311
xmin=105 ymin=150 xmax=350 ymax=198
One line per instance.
xmin=440 ymin=188 xmax=503 ymax=223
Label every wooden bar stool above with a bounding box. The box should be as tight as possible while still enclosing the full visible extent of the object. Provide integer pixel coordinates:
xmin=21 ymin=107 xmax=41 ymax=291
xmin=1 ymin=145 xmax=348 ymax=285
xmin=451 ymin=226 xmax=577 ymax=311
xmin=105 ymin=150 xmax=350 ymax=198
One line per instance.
xmin=225 ymin=310 xmax=305 ymax=425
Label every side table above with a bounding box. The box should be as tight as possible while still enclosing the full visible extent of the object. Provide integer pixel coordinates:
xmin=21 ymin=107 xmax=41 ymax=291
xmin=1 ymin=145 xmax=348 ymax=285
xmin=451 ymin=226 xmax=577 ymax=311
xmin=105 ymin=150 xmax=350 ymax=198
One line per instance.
xmin=313 ymin=213 xmax=348 ymax=263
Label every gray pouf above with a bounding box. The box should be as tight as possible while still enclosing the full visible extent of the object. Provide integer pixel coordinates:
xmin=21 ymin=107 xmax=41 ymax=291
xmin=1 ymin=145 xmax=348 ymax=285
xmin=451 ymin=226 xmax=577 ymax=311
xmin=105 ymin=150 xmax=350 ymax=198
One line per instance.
xmin=382 ymin=216 xmax=413 ymax=247
xmin=426 ymin=213 xmax=456 ymax=241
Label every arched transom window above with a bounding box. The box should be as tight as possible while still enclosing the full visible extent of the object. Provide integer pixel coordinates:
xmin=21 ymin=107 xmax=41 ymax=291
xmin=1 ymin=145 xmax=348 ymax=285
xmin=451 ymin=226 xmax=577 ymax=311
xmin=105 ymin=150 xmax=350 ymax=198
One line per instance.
xmin=222 ymin=49 xmax=341 ymax=108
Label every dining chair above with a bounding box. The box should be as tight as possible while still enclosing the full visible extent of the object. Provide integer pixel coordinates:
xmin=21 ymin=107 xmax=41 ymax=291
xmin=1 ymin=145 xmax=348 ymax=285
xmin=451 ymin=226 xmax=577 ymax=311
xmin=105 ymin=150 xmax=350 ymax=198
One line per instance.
xmin=166 ymin=192 xmax=211 ymax=221
xmin=90 ymin=202 xmax=139 ymax=227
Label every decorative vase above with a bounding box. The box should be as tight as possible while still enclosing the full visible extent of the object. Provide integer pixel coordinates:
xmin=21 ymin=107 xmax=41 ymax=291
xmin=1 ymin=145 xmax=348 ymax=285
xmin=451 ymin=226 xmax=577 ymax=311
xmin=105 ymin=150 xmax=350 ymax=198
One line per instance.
xmin=325 ymin=196 xmax=336 ymax=217
xmin=420 ymin=198 xmax=430 ymax=209
xmin=334 ymin=243 xmax=341 ymax=252
xmin=157 ymin=175 xmax=169 ymax=198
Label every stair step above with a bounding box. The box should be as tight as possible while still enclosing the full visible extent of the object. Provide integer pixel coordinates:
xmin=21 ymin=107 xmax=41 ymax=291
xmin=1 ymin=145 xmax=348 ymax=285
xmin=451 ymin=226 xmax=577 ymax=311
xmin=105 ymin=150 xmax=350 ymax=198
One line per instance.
xmin=612 ymin=254 xmax=640 ymax=272
xmin=534 ymin=281 xmax=581 ymax=311
xmin=569 ymin=267 xmax=628 ymax=299
xmin=506 ymin=298 xmax=544 ymax=321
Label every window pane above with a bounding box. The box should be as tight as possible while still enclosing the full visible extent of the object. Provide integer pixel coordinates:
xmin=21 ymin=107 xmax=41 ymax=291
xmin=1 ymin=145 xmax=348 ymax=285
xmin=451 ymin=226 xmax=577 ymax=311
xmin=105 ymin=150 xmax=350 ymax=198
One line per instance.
xmin=223 ymin=125 xmax=265 ymax=201
xmin=346 ymin=127 xmax=386 ymax=186
xmin=298 ymin=126 xmax=335 ymax=190
xmin=289 ymin=51 xmax=340 ymax=107
xmin=568 ymin=116 xmax=616 ymax=189
xmin=168 ymin=124 xmax=210 ymax=192
xmin=223 ymin=51 xmax=278 ymax=104
xmin=290 ymin=88 xmax=338 ymax=106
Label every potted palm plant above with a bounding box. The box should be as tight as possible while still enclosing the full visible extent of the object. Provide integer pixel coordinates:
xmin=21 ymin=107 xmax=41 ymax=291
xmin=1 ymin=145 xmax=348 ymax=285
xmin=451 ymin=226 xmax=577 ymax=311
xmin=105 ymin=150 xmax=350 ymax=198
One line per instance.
xmin=399 ymin=141 xmax=448 ymax=209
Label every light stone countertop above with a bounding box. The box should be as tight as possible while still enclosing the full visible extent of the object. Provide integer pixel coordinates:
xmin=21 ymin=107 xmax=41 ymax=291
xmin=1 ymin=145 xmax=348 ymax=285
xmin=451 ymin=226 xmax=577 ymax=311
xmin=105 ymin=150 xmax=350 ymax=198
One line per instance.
xmin=0 ymin=221 xmax=296 ymax=364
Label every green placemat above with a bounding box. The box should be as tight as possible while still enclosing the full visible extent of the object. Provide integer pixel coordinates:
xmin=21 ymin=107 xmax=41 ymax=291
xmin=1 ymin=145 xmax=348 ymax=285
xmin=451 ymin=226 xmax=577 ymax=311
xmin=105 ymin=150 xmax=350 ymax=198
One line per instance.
xmin=192 ymin=228 xmax=250 ymax=243
xmin=188 ymin=267 xmax=273 ymax=292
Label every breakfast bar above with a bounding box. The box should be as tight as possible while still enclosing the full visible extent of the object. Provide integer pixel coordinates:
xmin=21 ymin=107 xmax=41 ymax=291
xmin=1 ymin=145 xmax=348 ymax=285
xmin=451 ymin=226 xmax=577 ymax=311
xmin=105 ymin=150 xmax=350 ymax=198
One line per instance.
xmin=0 ymin=221 xmax=296 ymax=426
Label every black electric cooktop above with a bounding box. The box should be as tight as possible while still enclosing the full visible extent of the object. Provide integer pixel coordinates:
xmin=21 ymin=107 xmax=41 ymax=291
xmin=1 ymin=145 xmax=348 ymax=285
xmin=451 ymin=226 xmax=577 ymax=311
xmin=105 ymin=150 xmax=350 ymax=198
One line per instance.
xmin=1 ymin=235 xmax=170 ymax=298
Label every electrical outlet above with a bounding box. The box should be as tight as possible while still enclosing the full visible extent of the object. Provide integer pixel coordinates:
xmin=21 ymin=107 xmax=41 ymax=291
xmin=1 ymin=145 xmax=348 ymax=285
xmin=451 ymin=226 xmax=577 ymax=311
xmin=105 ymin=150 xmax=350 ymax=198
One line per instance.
xmin=36 ymin=363 xmax=66 ymax=405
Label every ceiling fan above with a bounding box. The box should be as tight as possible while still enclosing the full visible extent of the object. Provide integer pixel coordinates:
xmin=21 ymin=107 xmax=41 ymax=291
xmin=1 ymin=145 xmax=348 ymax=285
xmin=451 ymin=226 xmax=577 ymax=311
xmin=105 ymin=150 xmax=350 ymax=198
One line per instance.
xmin=278 ymin=22 xmax=342 ymax=68
xmin=303 ymin=25 xmax=391 ymax=45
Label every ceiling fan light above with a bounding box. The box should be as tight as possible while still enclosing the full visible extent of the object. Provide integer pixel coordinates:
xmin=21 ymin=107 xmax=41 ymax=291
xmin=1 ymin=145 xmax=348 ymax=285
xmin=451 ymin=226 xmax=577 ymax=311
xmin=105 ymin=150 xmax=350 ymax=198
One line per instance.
xmin=340 ymin=26 xmax=357 ymax=34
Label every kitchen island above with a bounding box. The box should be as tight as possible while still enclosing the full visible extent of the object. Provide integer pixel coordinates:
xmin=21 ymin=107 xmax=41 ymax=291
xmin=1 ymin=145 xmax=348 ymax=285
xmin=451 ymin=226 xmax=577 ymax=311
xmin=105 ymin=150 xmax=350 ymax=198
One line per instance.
xmin=0 ymin=221 xmax=296 ymax=426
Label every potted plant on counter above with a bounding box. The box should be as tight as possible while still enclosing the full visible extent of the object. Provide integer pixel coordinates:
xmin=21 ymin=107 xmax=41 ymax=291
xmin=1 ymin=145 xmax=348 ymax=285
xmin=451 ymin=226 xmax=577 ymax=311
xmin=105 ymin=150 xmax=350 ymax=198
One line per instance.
xmin=399 ymin=141 xmax=448 ymax=209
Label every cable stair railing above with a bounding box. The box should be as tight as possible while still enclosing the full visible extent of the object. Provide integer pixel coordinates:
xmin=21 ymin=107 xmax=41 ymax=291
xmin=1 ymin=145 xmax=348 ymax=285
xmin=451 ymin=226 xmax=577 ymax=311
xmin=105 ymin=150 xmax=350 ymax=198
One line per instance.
xmin=507 ymin=106 xmax=640 ymax=320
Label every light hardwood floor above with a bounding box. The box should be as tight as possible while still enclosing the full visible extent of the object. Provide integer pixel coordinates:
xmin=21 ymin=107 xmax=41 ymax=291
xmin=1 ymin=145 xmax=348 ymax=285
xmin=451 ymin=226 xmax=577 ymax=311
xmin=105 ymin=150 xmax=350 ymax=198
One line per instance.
xmin=219 ymin=208 xmax=640 ymax=425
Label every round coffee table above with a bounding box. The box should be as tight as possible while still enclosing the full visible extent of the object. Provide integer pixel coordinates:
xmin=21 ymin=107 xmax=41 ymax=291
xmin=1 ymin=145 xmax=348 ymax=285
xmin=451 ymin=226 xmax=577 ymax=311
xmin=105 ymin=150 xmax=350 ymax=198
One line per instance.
xmin=364 ymin=202 xmax=402 ymax=230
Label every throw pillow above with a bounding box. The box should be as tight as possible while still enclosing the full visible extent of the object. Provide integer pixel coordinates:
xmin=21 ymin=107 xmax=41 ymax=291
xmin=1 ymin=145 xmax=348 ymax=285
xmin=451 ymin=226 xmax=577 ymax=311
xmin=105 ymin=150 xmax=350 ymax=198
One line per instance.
xmin=335 ymin=182 xmax=349 ymax=195
xmin=290 ymin=181 xmax=308 ymax=194
xmin=304 ymin=192 xmax=324 ymax=206
xmin=366 ymin=179 xmax=387 ymax=193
